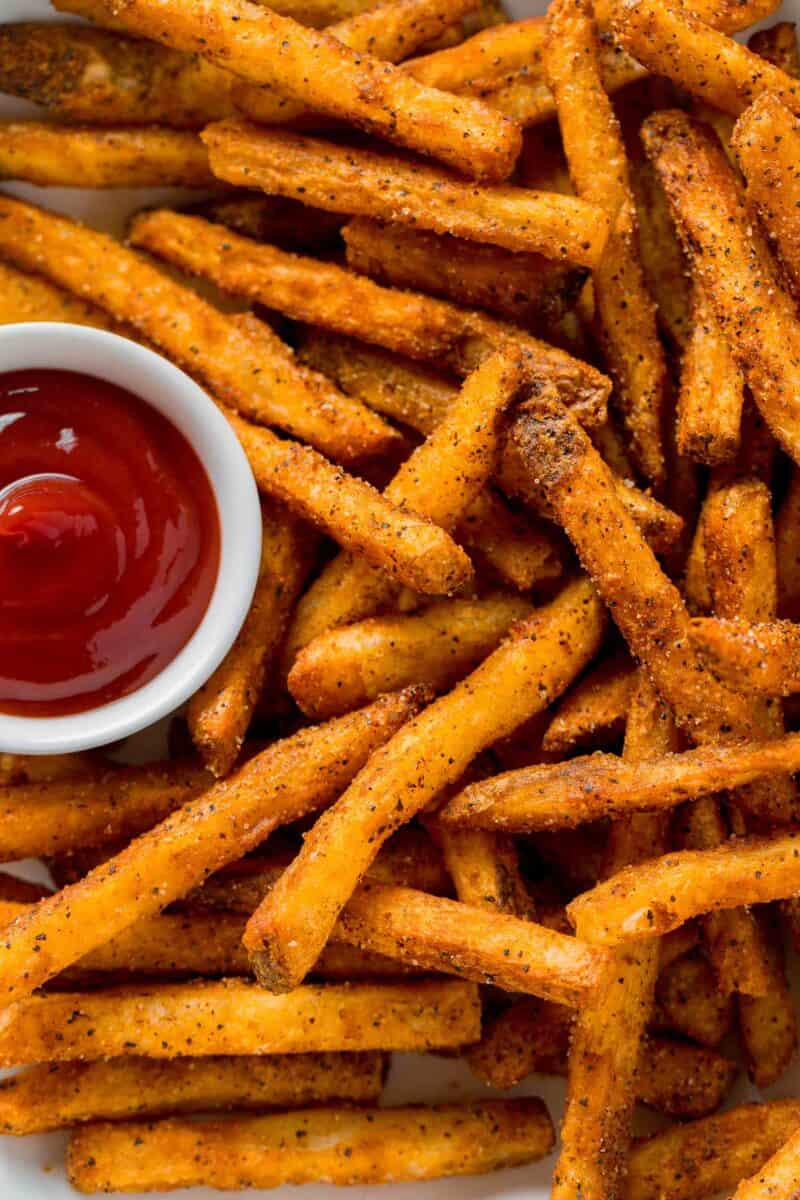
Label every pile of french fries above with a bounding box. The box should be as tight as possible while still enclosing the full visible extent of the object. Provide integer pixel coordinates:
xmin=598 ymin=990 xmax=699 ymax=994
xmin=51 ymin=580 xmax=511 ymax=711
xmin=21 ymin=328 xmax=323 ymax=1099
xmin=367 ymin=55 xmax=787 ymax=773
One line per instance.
xmin=5 ymin=0 xmax=800 ymax=1195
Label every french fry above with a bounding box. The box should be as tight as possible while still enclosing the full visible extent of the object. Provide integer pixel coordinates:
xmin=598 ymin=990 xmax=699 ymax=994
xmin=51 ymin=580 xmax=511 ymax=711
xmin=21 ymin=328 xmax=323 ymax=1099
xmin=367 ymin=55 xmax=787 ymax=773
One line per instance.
xmin=0 ymin=1051 xmax=386 ymax=1134
xmin=749 ymin=20 xmax=800 ymax=76
xmin=288 ymin=594 xmax=534 ymax=719
xmin=58 ymin=0 xmax=522 ymax=182
xmin=189 ymin=193 xmax=342 ymax=251
xmin=737 ymin=908 xmax=797 ymax=1088
xmin=242 ymin=577 xmax=606 ymax=991
xmin=0 ymin=123 xmax=215 ymax=188
xmin=203 ymin=122 xmax=607 ymax=266
xmin=0 ymin=752 xmax=98 ymax=785
xmin=653 ymin=951 xmax=735 ymax=1048
xmin=187 ymin=500 xmax=316 ymax=775
xmin=0 ymin=689 xmax=425 ymax=1005
xmin=691 ymin=617 xmax=800 ymax=696
xmin=0 ymin=760 xmax=210 ymax=860
xmin=0 ymin=261 xmax=118 ymax=332
xmin=542 ymin=655 xmax=635 ymax=754
xmin=66 ymin=1099 xmax=553 ymax=1193
xmin=544 ymin=0 xmax=667 ymax=485
xmin=630 ymin=156 xmax=690 ymax=349
xmin=57 ymin=0 xmax=383 ymax=32
xmin=402 ymin=16 xmax=546 ymax=92
xmin=129 ymin=208 xmax=611 ymax=423
xmin=732 ymin=93 xmax=800 ymax=301
xmin=425 ymin=817 xmax=534 ymax=918
xmin=677 ymin=285 xmax=744 ymax=464
xmin=732 ymin=1125 xmax=800 ymax=1200
xmin=627 ymin=1100 xmax=800 ymax=1200
xmin=0 ymin=978 xmax=480 ymax=1065
xmin=567 ymin=830 xmax=800 ymax=946
xmin=343 ymin=218 xmax=585 ymax=328
xmin=0 ymin=196 xmax=399 ymax=466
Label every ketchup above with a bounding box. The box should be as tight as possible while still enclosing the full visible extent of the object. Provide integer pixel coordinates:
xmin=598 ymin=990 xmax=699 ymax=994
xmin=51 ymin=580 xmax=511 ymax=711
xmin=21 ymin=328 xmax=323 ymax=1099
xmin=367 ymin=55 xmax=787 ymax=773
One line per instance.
xmin=0 ymin=369 xmax=220 ymax=717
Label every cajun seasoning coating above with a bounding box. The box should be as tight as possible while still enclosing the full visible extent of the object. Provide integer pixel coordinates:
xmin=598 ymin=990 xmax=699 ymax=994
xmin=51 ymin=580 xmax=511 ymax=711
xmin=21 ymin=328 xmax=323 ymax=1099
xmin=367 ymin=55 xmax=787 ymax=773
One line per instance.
xmin=542 ymin=654 xmax=634 ymax=754
xmin=691 ymin=616 xmax=800 ymax=697
xmin=677 ymin=284 xmax=744 ymax=465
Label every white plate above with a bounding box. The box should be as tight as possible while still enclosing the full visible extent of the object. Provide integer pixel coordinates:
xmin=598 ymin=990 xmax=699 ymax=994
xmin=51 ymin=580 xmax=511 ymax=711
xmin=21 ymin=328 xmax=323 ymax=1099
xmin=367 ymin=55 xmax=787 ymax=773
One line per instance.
xmin=1 ymin=0 xmax=800 ymax=1196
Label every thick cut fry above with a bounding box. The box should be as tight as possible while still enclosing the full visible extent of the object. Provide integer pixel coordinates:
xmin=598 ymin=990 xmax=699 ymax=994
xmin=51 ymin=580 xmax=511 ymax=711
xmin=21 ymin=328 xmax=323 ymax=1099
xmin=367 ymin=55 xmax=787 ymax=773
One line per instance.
xmin=0 ymin=260 xmax=118 ymax=331
xmin=0 ymin=123 xmax=214 ymax=188
xmin=0 ymin=689 xmax=424 ymax=1005
xmin=343 ymin=218 xmax=585 ymax=327
xmin=67 ymin=1099 xmax=553 ymax=1193
xmin=187 ymin=500 xmax=315 ymax=775
xmin=568 ymin=831 xmax=800 ymax=945
xmin=737 ymin=909 xmax=797 ymax=1087
xmin=691 ymin=617 xmax=800 ymax=696
xmin=732 ymin=1125 xmax=800 ymax=1200
xmin=242 ymin=577 xmax=606 ymax=991
xmin=677 ymin=285 xmax=744 ymax=464
xmin=542 ymin=655 xmax=634 ymax=754
xmin=749 ymin=21 xmax=800 ymax=76
xmin=653 ymin=951 xmax=735 ymax=1048
xmin=732 ymin=92 xmax=800 ymax=301
xmin=288 ymin=595 xmax=534 ymax=719
xmin=58 ymin=0 xmax=522 ymax=181
xmin=0 ymin=978 xmax=479 ymax=1065
xmin=0 ymin=196 xmax=398 ymax=465
xmin=130 ymin=208 xmax=610 ymax=424
xmin=627 ymin=1101 xmax=800 ymax=1200
xmin=545 ymin=0 xmax=666 ymax=484
xmin=0 ymin=1052 xmax=386 ymax=1134
xmin=190 ymin=193 xmax=342 ymax=251
xmin=203 ymin=122 xmax=607 ymax=266
xmin=0 ymin=22 xmax=236 ymax=125
xmin=0 ymin=761 xmax=210 ymax=861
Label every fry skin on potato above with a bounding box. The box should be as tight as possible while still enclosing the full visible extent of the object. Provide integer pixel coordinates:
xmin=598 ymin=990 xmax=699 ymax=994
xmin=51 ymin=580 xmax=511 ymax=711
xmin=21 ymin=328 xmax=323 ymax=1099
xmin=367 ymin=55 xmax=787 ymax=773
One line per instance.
xmin=691 ymin=617 xmax=800 ymax=696
xmin=66 ymin=1100 xmax=553 ymax=1193
xmin=0 ymin=978 xmax=480 ymax=1066
xmin=0 ymin=1052 xmax=387 ymax=1134
xmin=0 ymin=689 xmax=425 ymax=1005
xmin=0 ymin=123 xmax=215 ymax=188
xmin=677 ymin=284 xmax=744 ymax=465
xmin=203 ymin=122 xmax=608 ymax=266
xmin=541 ymin=654 xmax=634 ymax=754
xmin=243 ymin=577 xmax=606 ymax=992
xmin=731 ymin=1125 xmax=800 ymax=1200
xmin=58 ymin=0 xmax=522 ymax=182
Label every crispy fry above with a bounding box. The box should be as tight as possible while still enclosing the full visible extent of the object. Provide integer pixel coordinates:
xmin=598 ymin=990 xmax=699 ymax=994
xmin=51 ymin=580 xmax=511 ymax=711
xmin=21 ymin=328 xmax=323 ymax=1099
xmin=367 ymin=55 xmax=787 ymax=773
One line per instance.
xmin=288 ymin=594 xmax=534 ymax=719
xmin=568 ymin=830 xmax=800 ymax=945
xmin=403 ymin=16 xmax=546 ymax=91
xmin=732 ymin=1125 xmax=800 ymax=1200
xmin=737 ymin=909 xmax=797 ymax=1087
xmin=630 ymin=157 xmax=690 ymax=349
xmin=691 ymin=617 xmax=800 ymax=696
xmin=0 ymin=196 xmax=398 ymax=465
xmin=627 ymin=1100 xmax=800 ymax=1200
xmin=454 ymin=489 xmax=564 ymax=591
xmin=204 ymin=122 xmax=606 ymax=266
xmin=653 ymin=951 xmax=735 ymax=1048
xmin=545 ymin=0 xmax=666 ymax=484
xmin=243 ymin=577 xmax=605 ymax=991
xmin=425 ymin=816 xmax=534 ymax=918
xmin=187 ymin=501 xmax=315 ymax=775
xmin=0 ymin=260 xmax=119 ymax=332
xmin=542 ymin=655 xmax=635 ymax=754
xmin=189 ymin=193 xmax=342 ymax=251
xmin=0 ymin=689 xmax=424 ymax=1005
xmin=67 ymin=1099 xmax=552 ymax=1193
xmin=0 ymin=752 xmax=98 ymax=785
xmin=677 ymin=285 xmax=744 ymax=464
xmin=0 ymin=978 xmax=479 ymax=1065
xmin=0 ymin=122 xmax=214 ymax=188
xmin=749 ymin=21 xmax=800 ymax=75
xmin=57 ymin=0 xmax=384 ymax=31
xmin=59 ymin=0 xmax=522 ymax=181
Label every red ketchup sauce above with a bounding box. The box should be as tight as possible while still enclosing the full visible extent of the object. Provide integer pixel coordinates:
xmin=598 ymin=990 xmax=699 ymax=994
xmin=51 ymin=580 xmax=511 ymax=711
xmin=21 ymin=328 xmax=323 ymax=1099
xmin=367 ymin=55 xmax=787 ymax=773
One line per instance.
xmin=0 ymin=368 xmax=220 ymax=717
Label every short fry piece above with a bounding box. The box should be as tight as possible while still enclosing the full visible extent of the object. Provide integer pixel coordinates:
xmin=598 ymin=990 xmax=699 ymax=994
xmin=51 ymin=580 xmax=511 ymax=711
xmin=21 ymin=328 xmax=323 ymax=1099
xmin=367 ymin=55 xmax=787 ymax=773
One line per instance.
xmin=677 ymin=285 xmax=744 ymax=464
xmin=0 ymin=1052 xmax=386 ymax=1134
xmin=542 ymin=655 xmax=634 ymax=754
xmin=66 ymin=1099 xmax=553 ymax=1193
xmin=732 ymin=1125 xmax=800 ymax=1200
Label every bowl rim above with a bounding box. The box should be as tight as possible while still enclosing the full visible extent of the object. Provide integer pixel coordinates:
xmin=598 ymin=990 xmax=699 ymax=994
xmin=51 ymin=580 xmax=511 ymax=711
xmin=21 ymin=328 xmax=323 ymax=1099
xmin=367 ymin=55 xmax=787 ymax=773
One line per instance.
xmin=0 ymin=322 xmax=262 ymax=753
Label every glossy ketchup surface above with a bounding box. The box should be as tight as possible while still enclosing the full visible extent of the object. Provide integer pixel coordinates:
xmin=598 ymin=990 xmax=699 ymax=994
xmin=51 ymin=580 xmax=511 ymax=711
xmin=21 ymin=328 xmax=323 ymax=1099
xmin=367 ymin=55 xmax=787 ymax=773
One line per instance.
xmin=0 ymin=369 xmax=220 ymax=716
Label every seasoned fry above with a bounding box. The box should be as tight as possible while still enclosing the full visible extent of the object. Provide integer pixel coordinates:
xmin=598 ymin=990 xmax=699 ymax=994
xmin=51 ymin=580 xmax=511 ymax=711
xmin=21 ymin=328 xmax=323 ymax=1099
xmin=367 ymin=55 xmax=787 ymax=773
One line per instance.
xmin=425 ymin=814 xmax=533 ymax=918
xmin=737 ymin=909 xmax=797 ymax=1087
xmin=67 ymin=1099 xmax=553 ymax=1193
xmin=288 ymin=594 xmax=534 ymax=719
xmin=627 ymin=1100 xmax=800 ymax=1200
xmin=343 ymin=218 xmax=585 ymax=327
xmin=545 ymin=0 xmax=667 ymax=484
xmin=0 ymin=978 xmax=480 ymax=1065
xmin=0 ymin=196 xmax=399 ymax=465
xmin=630 ymin=157 xmax=690 ymax=349
xmin=0 ymin=260 xmax=118 ymax=332
xmin=677 ymin=285 xmax=744 ymax=464
xmin=732 ymin=1125 xmax=800 ymax=1200
xmin=542 ymin=655 xmax=634 ymax=754
xmin=59 ymin=0 xmax=522 ymax=181
xmin=0 ymin=752 xmax=98 ymax=785
xmin=0 ymin=123 xmax=214 ymax=188
xmin=403 ymin=16 xmax=546 ymax=92
xmin=203 ymin=122 xmax=607 ymax=266
xmin=0 ymin=690 xmax=424 ymax=1004
xmin=568 ymin=830 xmax=800 ymax=945
xmin=453 ymin=488 xmax=564 ymax=591
xmin=189 ymin=193 xmax=342 ymax=251
xmin=0 ymin=1052 xmax=386 ymax=1134
xmin=749 ymin=21 xmax=800 ymax=75
xmin=690 ymin=617 xmax=800 ymax=696
xmin=653 ymin=951 xmax=735 ymax=1048
xmin=187 ymin=501 xmax=315 ymax=775
xmin=243 ymin=577 xmax=605 ymax=991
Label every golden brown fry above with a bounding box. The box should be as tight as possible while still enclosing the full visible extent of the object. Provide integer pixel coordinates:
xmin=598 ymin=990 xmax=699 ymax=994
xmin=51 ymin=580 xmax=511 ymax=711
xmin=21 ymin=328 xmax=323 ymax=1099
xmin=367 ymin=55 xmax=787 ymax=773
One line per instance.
xmin=0 ymin=978 xmax=479 ymax=1065
xmin=204 ymin=122 xmax=606 ymax=266
xmin=426 ymin=816 xmax=533 ymax=919
xmin=0 ymin=752 xmax=98 ymax=785
xmin=454 ymin=488 xmax=564 ymax=591
xmin=0 ymin=1052 xmax=386 ymax=1134
xmin=0 ymin=689 xmax=425 ymax=1005
xmin=187 ymin=500 xmax=315 ymax=775
xmin=288 ymin=594 xmax=534 ymax=719
xmin=677 ymin=285 xmax=744 ymax=464
xmin=630 ymin=157 xmax=690 ymax=349
xmin=749 ymin=21 xmax=800 ymax=75
xmin=243 ymin=577 xmax=606 ymax=991
xmin=0 ymin=122 xmax=214 ymax=188
xmin=59 ymin=0 xmax=522 ymax=181
xmin=0 ymin=196 xmax=398 ymax=465
xmin=58 ymin=0 xmax=385 ymax=33
xmin=737 ymin=909 xmax=797 ymax=1088
xmin=542 ymin=655 xmax=634 ymax=754
xmin=403 ymin=16 xmax=546 ymax=92
xmin=0 ymin=260 xmax=118 ymax=331
xmin=190 ymin=193 xmax=342 ymax=251
xmin=653 ymin=951 xmax=735 ymax=1048
xmin=691 ymin=616 xmax=800 ymax=696
xmin=568 ymin=830 xmax=800 ymax=945
xmin=67 ymin=1099 xmax=553 ymax=1193
xmin=545 ymin=0 xmax=666 ymax=484
xmin=627 ymin=1100 xmax=800 ymax=1200
xmin=732 ymin=1125 xmax=800 ymax=1200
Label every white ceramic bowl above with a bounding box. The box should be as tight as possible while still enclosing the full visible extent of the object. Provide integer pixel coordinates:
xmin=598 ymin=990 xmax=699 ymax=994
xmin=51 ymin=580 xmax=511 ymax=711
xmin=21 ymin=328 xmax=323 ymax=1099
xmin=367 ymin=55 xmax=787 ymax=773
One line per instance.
xmin=0 ymin=322 xmax=262 ymax=754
